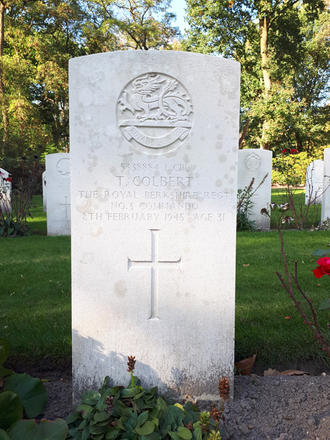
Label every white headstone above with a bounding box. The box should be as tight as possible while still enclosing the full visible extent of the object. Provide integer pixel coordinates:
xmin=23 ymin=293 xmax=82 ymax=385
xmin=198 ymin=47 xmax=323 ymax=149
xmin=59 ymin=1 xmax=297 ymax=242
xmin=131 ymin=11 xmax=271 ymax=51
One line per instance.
xmin=70 ymin=51 xmax=240 ymax=400
xmin=42 ymin=171 xmax=47 ymax=212
xmin=45 ymin=153 xmax=71 ymax=235
xmin=321 ymin=148 xmax=330 ymax=223
xmin=237 ymin=149 xmax=272 ymax=230
xmin=0 ymin=167 xmax=12 ymax=213
xmin=305 ymin=160 xmax=324 ymax=205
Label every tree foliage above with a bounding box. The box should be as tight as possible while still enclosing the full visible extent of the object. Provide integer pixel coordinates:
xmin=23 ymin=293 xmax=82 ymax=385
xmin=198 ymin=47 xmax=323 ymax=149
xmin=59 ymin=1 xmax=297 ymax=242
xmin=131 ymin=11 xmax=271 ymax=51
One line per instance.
xmin=185 ymin=0 xmax=329 ymax=154
xmin=0 ymin=0 xmax=178 ymax=176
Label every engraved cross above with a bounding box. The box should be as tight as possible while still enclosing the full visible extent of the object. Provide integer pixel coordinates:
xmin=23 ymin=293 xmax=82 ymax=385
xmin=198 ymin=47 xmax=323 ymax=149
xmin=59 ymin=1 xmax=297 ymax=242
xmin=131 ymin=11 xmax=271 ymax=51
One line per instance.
xmin=128 ymin=229 xmax=181 ymax=320
xmin=60 ymin=196 xmax=71 ymax=220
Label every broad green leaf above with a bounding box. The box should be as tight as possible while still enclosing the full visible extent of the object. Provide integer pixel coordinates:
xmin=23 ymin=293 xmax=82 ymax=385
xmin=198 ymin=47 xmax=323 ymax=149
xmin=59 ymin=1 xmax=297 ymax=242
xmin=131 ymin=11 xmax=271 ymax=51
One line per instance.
xmin=0 ymin=391 xmax=23 ymax=430
xmin=0 ymin=429 xmax=10 ymax=440
xmin=177 ymin=426 xmax=192 ymax=439
xmin=192 ymin=422 xmax=202 ymax=440
xmin=9 ymin=419 xmax=68 ymax=440
xmin=93 ymin=411 xmax=110 ymax=423
xmin=76 ymin=404 xmax=93 ymax=419
xmin=135 ymin=421 xmax=155 ymax=436
xmin=144 ymin=433 xmax=161 ymax=440
xmin=0 ymin=366 xmax=13 ymax=379
xmin=121 ymin=387 xmax=140 ymax=398
xmin=82 ymin=426 xmax=90 ymax=440
xmin=137 ymin=411 xmax=149 ymax=427
xmin=105 ymin=428 xmax=120 ymax=439
xmin=82 ymin=390 xmax=100 ymax=405
xmin=4 ymin=373 xmax=48 ymax=418
xmin=90 ymin=424 xmax=107 ymax=435
xmin=66 ymin=410 xmax=80 ymax=424
xmin=168 ymin=432 xmax=180 ymax=440
xmin=124 ymin=411 xmax=138 ymax=431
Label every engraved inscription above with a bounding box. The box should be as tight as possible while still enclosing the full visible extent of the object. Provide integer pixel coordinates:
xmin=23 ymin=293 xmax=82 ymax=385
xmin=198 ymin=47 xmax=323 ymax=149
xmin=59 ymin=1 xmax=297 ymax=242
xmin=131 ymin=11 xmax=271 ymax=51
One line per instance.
xmin=128 ymin=229 xmax=181 ymax=320
xmin=117 ymin=73 xmax=193 ymax=150
xmin=56 ymin=158 xmax=70 ymax=176
xmin=245 ymin=153 xmax=261 ymax=171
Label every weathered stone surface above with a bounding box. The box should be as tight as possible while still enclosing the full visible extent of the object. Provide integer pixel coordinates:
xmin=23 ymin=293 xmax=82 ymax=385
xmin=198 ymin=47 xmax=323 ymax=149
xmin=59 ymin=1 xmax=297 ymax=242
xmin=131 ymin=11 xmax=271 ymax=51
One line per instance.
xmin=70 ymin=51 xmax=240 ymax=400
xmin=237 ymin=149 xmax=272 ymax=230
xmin=305 ymin=159 xmax=324 ymax=205
xmin=321 ymin=148 xmax=330 ymax=223
xmin=45 ymin=153 xmax=71 ymax=236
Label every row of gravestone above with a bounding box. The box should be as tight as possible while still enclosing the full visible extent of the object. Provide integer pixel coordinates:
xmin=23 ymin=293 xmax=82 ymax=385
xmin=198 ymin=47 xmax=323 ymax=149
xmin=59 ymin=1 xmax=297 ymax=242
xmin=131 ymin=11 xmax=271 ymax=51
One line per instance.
xmin=42 ymin=147 xmax=330 ymax=236
xmin=1 ymin=52 xmax=330 ymax=402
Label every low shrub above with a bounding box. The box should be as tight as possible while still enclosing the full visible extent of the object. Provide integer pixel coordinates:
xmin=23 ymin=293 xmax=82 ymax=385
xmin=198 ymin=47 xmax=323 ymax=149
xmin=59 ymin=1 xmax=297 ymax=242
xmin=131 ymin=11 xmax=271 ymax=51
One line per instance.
xmin=66 ymin=356 xmax=224 ymax=440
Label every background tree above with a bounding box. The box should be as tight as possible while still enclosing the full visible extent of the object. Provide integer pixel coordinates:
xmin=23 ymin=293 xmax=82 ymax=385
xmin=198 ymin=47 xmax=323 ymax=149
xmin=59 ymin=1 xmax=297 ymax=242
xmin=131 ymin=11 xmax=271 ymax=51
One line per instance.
xmin=185 ymin=0 xmax=328 ymax=154
xmin=0 ymin=0 xmax=178 ymax=178
xmin=83 ymin=0 xmax=178 ymax=51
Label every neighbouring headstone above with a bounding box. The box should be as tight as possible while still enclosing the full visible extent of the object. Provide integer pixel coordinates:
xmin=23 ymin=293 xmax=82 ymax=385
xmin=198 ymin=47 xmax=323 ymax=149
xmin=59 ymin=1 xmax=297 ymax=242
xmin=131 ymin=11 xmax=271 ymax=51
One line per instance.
xmin=70 ymin=51 xmax=240 ymax=400
xmin=237 ymin=149 xmax=272 ymax=230
xmin=0 ymin=167 xmax=12 ymax=213
xmin=305 ymin=160 xmax=324 ymax=205
xmin=321 ymin=148 xmax=330 ymax=223
xmin=42 ymin=171 xmax=47 ymax=212
xmin=45 ymin=153 xmax=71 ymax=235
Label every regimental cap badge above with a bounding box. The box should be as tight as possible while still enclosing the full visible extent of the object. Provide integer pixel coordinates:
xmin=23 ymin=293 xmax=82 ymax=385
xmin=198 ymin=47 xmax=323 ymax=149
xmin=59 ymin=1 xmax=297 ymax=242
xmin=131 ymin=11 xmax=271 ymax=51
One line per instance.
xmin=117 ymin=72 xmax=193 ymax=152
xmin=245 ymin=153 xmax=261 ymax=171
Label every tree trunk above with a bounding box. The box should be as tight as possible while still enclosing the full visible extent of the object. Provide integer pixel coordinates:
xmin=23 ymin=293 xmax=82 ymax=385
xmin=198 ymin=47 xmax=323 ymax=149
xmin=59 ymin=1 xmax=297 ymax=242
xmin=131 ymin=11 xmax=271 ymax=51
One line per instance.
xmin=260 ymin=15 xmax=271 ymax=150
xmin=0 ymin=1 xmax=8 ymax=158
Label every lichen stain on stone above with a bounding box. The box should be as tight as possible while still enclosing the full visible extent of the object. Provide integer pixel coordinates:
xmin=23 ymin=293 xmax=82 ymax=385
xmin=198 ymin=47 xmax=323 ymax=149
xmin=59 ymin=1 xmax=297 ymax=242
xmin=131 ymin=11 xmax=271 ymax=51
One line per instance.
xmin=114 ymin=280 xmax=127 ymax=297
xmin=91 ymin=227 xmax=103 ymax=237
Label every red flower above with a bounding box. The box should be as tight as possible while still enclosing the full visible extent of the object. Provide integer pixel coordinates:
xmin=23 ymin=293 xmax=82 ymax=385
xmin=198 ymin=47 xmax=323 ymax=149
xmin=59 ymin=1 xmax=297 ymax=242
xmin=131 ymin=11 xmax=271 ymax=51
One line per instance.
xmin=313 ymin=257 xmax=330 ymax=278
xmin=281 ymin=148 xmax=287 ymax=154
xmin=5 ymin=177 xmax=12 ymax=182
xmin=290 ymin=148 xmax=298 ymax=154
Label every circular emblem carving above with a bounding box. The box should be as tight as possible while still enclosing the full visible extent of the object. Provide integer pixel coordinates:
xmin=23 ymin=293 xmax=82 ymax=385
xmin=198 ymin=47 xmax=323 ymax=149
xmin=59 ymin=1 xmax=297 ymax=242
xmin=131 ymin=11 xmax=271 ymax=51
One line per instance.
xmin=56 ymin=157 xmax=70 ymax=176
xmin=117 ymin=72 xmax=193 ymax=152
xmin=245 ymin=153 xmax=261 ymax=171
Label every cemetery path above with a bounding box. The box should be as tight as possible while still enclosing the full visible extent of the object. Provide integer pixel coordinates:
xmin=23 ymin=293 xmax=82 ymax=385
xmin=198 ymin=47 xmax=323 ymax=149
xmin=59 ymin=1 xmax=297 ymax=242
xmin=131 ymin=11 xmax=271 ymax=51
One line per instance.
xmin=35 ymin=366 xmax=330 ymax=440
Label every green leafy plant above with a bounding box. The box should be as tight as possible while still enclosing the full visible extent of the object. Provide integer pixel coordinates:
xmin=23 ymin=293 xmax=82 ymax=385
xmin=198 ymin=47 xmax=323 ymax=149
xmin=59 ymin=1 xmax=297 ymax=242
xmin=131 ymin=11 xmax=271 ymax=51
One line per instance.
xmin=67 ymin=356 xmax=223 ymax=439
xmin=0 ymin=339 xmax=68 ymax=439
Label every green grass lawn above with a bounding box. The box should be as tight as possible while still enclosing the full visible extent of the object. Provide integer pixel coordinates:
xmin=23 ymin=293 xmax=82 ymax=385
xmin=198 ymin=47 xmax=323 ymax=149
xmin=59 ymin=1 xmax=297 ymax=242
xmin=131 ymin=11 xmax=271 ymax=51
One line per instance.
xmin=28 ymin=195 xmax=47 ymax=235
xmin=0 ymin=192 xmax=329 ymax=369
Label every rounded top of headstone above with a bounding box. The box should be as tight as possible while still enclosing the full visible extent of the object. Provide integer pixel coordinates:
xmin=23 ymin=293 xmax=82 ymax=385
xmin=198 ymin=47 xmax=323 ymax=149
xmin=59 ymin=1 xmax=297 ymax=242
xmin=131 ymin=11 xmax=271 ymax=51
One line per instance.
xmin=69 ymin=50 xmax=240 ymax=69
xmin=117 ymin=72 xmax=193 ymax=154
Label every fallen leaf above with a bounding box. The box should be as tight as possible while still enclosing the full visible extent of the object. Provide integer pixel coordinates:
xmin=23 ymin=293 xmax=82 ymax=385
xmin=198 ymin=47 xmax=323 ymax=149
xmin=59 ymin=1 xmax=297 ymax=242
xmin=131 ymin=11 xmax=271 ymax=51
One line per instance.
xmin=235 ymin=353 xmax=256 ymax=375
xmin=284 ymin=316 xmax=291 ymax=320
xmin=264 ymin=368 xmax=280 ymax=376
xmin=242 ymin=263 xmax=250 ymax=267
xmin=280 ymin=370 xmax=309 ymax=376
